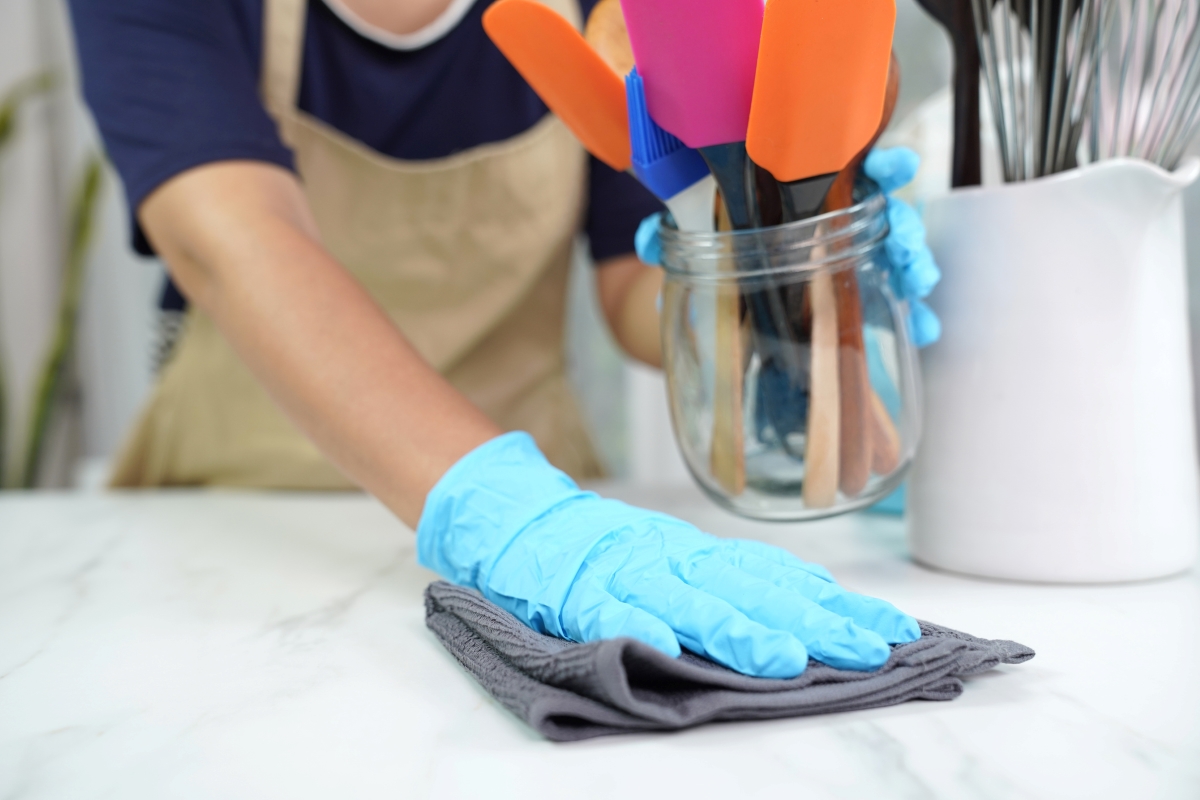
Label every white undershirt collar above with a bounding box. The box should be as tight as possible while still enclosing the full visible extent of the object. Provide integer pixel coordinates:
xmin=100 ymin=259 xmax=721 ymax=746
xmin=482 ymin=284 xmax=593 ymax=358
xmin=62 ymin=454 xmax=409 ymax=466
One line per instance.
xmin=320 ymin=0 xmax=478 ymax=51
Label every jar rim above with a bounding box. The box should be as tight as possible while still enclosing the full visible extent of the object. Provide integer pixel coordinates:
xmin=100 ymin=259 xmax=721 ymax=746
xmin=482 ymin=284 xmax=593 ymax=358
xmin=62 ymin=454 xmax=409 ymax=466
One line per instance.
xmin=659 ymin=191 xmax=888 ymax=280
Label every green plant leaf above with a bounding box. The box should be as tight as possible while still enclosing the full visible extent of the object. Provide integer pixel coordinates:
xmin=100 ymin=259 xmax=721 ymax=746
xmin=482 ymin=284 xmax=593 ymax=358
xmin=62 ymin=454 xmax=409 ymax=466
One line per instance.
xmin=21 ymin=155 xmax=104 ymax=488
xmin=0 ymin=69 xmax=59 ymax=488
xmin=0 ymin=71 xmax=57 ymax=153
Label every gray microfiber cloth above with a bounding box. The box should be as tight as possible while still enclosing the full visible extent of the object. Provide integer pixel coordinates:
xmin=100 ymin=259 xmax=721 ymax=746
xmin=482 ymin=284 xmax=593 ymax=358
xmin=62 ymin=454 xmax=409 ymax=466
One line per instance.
xmin=424 ymin=581 xmax=1035 ymax=742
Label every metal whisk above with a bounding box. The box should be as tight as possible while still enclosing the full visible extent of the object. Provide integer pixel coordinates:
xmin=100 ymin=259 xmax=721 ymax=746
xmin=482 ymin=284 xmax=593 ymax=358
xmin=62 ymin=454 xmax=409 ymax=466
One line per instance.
xmin=971 ymin=0 xmax=1112 ymax=181
xmin=1083 ymin=0 xmax=1200 ymax=170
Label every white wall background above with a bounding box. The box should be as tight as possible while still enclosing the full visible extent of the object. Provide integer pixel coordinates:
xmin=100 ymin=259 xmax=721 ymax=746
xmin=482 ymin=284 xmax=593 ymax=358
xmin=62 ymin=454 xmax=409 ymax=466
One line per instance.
xmin=0 ymin=0 xmax=72 ymax=485
xmin=2 ymin=0 xmax=1196 ymax=489
xmin=0 ymin=0 xmax=157 ymax=488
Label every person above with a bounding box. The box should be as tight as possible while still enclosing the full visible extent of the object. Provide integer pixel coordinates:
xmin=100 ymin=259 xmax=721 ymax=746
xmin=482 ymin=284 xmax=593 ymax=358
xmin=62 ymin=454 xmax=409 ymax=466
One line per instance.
xmin=67 ymin=0 xmax=940 ymax=679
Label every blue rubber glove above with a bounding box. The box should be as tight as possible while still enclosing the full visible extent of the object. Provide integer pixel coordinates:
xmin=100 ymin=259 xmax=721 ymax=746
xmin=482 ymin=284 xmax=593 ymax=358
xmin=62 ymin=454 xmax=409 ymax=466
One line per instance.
xmin=419 ymin=432 xmax=921 ymax=679
xmin=635 ymin=147 xmax=942 ymax=347
xmin=635 ymin=211 xmax=665 ymax=268
xmin=863 ymin=147 xmax=942 ymax=347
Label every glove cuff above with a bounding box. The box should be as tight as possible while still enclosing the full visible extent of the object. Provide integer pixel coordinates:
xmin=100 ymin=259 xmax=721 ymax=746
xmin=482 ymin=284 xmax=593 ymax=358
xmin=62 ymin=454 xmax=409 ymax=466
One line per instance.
xmin=416 ymin=432 xmax=583 ymax=589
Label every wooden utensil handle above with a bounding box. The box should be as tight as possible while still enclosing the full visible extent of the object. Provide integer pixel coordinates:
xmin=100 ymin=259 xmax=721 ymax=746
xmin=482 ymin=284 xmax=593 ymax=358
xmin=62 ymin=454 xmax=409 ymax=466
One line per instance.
xmin=710 ymin=198 xmax=746 ymax=495
xmin=802 ymin=270 xmax=840 ymax=509
xmin=822 ymin=52 xmax=903 ymax=495
xmin=868 ymin=388 xmax=901 ymax=475
xmin=832 ymin=267 xmax=873 ymax=497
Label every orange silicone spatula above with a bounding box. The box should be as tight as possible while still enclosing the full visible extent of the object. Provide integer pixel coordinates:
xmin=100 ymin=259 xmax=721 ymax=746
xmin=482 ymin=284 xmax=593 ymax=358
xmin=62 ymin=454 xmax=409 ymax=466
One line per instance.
xmin=746 ymin=0 xmax=896 ymax=221
xmin=483 ymin=0 xmax=631 ymax=171
xmin=746 ymin=0 xmax=895 ymax=510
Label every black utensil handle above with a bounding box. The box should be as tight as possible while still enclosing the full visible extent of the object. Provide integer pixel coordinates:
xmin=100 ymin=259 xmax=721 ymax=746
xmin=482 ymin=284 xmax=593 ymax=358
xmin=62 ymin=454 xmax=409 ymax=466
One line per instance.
xmin=778 ymin=174 xmax=838 ymax=222
xmin=699 ymin=144 xmax=757 ymax=230
xmin=952 ymin=2 xmax=983 ymax=187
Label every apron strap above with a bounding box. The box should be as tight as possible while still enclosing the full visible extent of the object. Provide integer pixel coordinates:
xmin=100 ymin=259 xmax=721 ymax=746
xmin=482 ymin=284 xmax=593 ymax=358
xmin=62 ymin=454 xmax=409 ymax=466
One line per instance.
xmin=261 ymin=0 xmax=308 ymax=125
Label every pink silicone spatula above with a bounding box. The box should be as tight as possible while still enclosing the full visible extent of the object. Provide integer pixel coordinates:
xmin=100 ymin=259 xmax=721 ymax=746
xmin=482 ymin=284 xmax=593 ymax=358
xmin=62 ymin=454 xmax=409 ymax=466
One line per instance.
xmin=619 ymin=0 xmax=763 ymax=229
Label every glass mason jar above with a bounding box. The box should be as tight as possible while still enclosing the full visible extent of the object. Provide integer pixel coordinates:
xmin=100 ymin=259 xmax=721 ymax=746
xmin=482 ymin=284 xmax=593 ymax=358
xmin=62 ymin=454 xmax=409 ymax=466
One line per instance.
xmin=659 ymin=191 xmax=921 ymax=520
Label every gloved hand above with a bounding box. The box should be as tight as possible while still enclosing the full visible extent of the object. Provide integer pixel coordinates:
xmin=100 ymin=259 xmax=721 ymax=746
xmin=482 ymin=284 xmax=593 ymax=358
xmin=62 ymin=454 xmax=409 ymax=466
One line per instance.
xmin=863 ymin=147 xmax=941 ymax=347
xmin=635 ymin=146 xmax=942 ymax=347
xmin=419 ymin=432 xmax=921 ymax=679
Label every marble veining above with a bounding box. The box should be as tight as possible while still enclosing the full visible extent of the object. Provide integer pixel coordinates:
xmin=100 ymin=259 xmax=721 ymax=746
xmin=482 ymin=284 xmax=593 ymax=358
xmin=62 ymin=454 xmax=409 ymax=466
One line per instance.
xmin=1 ymin=487 xmax=1197 ymax=800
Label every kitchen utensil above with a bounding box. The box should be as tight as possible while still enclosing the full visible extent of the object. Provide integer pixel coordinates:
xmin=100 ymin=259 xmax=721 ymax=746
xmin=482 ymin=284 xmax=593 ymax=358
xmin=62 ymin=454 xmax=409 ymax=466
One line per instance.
xmin=914 ymin=0 xmax=983 ymax=186
xmin=752 ymin=165 xmax=783 ymax=228
xmin=747 ymin=0 xmax=896 ymax=220
xmin=622 ymin=0 xmax=801 ymax=472
xmin=659 ymin=192 xmax=919 ymax=520
xmin=869 ymin=390 xmax=902 ymax=475
xmin=625 ymin=68 xmax=716 ymax=233
xmin=801 ymin=266 xmax=841 ymax=508
xmin=619 ymin=0 xmax=762 ymax=228
xmin=1084 ymin=0 xmax=1200 ymax=169
xmin=626 ymin=68 xmax=732 ymax=487
xmin=823 ymin=54 xmax=902 ymax=497
xmin=745 ymin=0 xmax=895 ymax=507
xmin=483 ymin=0 xmax=631 ymax=171
xmin=972 ymin=0 xmax=1111 ymax=180
xmin=584 ymin=0 xmax=635 ymax=77
xmin=710 ymin=240 xmax=746 ymax=495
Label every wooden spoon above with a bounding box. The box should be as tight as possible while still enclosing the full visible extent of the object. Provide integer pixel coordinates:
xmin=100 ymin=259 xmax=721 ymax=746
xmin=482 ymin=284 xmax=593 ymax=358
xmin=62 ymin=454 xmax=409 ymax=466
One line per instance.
xmin=822 ymin=54 xmax=900 ymax=498
xmin=709 ymin=198 xmax=746 ymax=495
xmin=746 ymin=0 xmax=896 ymax=509
xmin=483 ymin=0 xmax=631 ymax=170
xmin=584 ymin=0 xmax=635 ymax=77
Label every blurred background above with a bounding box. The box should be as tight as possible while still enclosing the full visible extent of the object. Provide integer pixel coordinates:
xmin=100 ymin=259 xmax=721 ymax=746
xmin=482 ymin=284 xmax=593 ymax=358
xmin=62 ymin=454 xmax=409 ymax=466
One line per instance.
xmin=0 ymin=0 xmax=1195 ymax=490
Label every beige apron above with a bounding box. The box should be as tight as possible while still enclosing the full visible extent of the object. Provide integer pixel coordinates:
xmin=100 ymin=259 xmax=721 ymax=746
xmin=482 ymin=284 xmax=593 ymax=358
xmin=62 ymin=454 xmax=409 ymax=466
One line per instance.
xmin=110 ymin=0 xmax=603 ymax=488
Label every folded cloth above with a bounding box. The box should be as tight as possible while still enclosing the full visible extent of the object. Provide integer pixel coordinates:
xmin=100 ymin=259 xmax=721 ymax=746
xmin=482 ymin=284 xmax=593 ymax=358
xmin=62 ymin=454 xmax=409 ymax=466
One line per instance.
xmin=425 ymin=581 xmax=1035 ymax=742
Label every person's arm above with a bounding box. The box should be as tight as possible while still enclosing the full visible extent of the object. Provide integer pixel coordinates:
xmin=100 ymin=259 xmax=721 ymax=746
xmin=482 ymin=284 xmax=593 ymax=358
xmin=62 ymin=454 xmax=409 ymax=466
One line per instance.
xmin=594 ymin=254 xmax=663 ymax=368
xmin=140 ymin=160 xmax=502 ymax=527
xmin=143 ymin=159 xmax=924 ymax=683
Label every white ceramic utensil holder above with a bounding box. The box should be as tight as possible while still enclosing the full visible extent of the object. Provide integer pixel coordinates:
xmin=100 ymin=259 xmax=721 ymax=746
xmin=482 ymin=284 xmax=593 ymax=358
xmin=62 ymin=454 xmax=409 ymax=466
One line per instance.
xmin=911 ymin=158 xmax=1200 ymax=583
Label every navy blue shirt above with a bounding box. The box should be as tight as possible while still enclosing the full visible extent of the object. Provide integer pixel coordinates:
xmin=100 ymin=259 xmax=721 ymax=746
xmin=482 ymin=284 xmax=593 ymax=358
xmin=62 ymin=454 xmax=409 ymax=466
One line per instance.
xmin=68 ymin=0 xmax=661 ymax=283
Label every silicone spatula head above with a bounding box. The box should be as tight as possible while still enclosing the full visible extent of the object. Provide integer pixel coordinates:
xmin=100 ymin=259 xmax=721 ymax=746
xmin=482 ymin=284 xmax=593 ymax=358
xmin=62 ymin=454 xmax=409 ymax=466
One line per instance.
xmin=483 ymin=0 xmax=630 ymax=171
xmin=619 ymin=0 xmax=763 ymax=148
xmin=746 ymin=0 xmax=897 ymax=183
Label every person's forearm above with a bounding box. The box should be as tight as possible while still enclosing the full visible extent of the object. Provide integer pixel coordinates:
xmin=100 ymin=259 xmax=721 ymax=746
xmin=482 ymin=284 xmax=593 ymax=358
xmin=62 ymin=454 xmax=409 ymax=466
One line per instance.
xmin=596 ymin=254 xmax=663 ymax=368
xmin=141 ymin=161 xmax=501 ymax=526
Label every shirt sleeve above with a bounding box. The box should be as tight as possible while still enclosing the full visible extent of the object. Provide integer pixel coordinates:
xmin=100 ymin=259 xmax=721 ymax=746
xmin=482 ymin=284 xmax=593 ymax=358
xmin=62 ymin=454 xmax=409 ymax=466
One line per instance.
xmin=584 ymin=156 xmax=664 ymax=263
xmin=68 ymin=0 xmax=294 ymax=255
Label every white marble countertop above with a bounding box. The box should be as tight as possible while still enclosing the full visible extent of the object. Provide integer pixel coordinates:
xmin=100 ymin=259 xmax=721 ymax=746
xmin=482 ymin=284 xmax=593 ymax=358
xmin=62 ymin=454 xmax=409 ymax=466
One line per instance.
xmin=1 ymin=485 xmax=1197 ymax=799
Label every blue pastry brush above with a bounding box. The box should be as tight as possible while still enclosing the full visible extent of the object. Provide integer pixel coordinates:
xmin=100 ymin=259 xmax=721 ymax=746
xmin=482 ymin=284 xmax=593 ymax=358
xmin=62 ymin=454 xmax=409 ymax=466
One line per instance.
xmin=626 ymin=68 xmax=717 ymax=233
